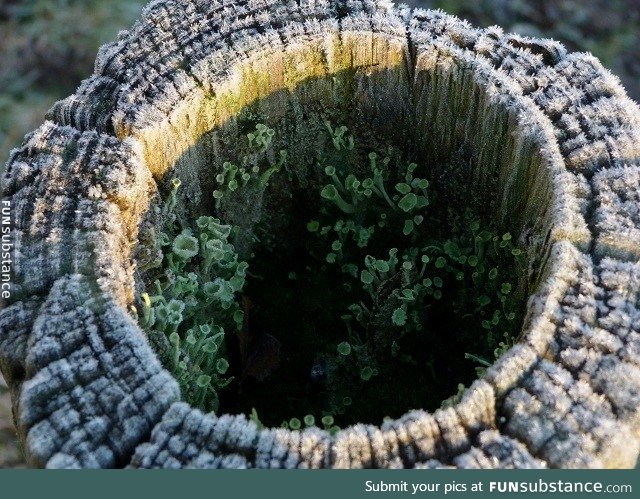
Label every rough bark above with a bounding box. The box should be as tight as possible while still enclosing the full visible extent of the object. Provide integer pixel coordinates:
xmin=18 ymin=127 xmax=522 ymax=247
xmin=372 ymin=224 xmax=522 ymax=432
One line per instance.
xmin=1 ymin=0 xmax=639 ymax=468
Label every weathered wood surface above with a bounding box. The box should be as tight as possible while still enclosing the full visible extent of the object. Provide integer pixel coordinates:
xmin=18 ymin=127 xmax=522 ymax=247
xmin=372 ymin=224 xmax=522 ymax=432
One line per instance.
xmin=1 ymin=0 xmax=639 ymax=468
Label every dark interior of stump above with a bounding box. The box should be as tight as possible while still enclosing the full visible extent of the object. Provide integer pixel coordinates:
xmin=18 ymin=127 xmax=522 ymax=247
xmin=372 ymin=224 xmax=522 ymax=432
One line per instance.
xmin=138 ymin=67 xmax=553 ymax=428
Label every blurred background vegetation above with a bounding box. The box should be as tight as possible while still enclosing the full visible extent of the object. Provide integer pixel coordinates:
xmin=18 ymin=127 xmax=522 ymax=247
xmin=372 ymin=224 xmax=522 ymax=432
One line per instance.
xmin=0 ymin=0 xmax=147 ymax=163
xmin=0 ymin=0 xmax=639 ymax=467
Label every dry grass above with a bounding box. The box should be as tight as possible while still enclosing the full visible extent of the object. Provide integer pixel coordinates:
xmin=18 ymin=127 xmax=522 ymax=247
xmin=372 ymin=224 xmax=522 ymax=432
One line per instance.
xmin=0 ymin=375 xmax=23 ymax=468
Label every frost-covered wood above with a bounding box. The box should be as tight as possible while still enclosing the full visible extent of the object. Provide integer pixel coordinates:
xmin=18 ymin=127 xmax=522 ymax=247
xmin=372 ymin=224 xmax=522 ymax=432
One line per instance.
xmin=1 ymin=0 xmax=640 ymax=468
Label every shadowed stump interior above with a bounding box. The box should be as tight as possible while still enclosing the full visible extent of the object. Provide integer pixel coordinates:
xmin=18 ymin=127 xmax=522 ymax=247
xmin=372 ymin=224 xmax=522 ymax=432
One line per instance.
xmin=1 ymin=0 xmax=640 ymax=469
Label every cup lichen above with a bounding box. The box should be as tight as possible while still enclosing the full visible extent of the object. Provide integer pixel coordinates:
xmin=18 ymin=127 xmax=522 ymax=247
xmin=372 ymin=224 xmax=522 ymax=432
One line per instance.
xmin=136 ymin=121 xmax=527 ymax=427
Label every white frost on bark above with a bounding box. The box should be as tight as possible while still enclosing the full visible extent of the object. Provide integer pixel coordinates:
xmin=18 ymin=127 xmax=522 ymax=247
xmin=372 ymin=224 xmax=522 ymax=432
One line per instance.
xmin=1 ymin=0 xmax=639 ymax=468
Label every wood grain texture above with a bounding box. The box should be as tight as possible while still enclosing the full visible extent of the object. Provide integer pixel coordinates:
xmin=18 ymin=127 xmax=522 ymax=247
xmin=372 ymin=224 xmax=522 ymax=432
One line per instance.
xmin=1 ymin=0 xmax=639 ymax=468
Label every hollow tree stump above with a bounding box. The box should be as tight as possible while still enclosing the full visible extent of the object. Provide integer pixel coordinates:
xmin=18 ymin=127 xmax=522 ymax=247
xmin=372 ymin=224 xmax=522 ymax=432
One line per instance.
xmin=1 ymin=0 xmax=640 ymax=469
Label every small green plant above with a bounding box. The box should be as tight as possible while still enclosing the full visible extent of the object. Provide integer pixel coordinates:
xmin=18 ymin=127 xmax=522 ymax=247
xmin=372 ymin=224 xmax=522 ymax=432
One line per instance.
xmin=136 ymin=120 xmax=526 ymax=426
xmin=136 ymin=123 xmax=287 ymax=415
xmin=212 ymin=122 xmax=287 ymax=258
xmin=249 ymin=407 xmax=265 ymax=430
xmin=246 ymin=407 xmax=342 ymax=435
xmin=306 ymin=123 xmax=525 ymax=417
xmin=136 ymin=179 xmax=248 ymax=413
xmin=278 ymin=412 xmax=340 ymax=436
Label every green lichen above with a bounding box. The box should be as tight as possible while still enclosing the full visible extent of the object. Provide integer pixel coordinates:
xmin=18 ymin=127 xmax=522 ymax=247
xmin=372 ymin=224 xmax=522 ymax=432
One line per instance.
xmin=137 ymin=120 xmax=526 ymax=426
xmin=136 ymin=181 xmax=247 ymax=413
xmin=302 ymin=124 xmax=525 ymax=419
